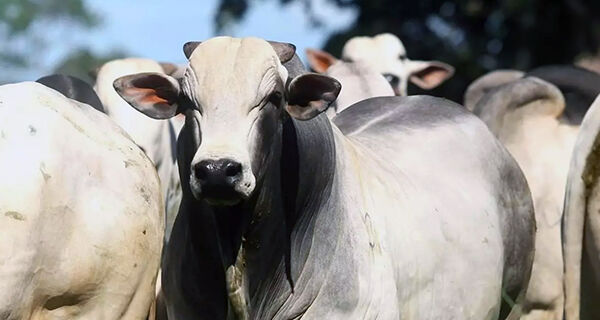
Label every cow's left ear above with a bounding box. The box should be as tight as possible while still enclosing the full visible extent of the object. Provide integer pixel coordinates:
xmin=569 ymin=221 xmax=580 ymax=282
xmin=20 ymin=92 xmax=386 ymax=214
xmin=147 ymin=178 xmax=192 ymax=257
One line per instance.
xmin=407 ymin=60 xmax=455 ymax=89
xmin=113 ymin=72 xmax=181 ymax=120
xmin=285 ymin=73 xmax=341 ymax=120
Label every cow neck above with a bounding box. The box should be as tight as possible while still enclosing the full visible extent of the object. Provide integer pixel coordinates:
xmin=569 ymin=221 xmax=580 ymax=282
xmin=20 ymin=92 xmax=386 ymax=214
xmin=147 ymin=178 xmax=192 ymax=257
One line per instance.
xmin=242 ymin=113 xmax=337 ymax=319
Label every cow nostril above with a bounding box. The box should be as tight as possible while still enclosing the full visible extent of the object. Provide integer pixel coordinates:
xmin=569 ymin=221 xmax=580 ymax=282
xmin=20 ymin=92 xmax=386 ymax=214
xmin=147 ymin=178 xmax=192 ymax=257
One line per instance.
xmin=194 ymin=164 xmax=208 ymax=180
xmin=225 ymin=162 xmax=242 ymax=177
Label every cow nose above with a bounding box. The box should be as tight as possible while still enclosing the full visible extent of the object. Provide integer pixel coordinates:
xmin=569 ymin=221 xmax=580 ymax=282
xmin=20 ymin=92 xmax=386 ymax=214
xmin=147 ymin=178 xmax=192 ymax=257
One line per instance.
xmin=193 ymin=159 xmax=243 ymax=186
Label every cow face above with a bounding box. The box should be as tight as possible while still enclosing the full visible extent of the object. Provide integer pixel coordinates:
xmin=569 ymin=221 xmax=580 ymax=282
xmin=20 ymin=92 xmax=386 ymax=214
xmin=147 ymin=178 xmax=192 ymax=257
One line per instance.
xmin=114 ymin=37 xmax=340 ymax=206
xmin=342 ymin=33 xmax=454 ymax=96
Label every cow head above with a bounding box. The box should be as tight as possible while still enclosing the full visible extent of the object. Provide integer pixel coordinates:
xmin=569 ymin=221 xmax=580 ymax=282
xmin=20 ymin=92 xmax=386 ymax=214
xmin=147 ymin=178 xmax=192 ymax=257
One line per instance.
xmin=341 ymin=33 xmax=454 ymax=96
xmin=114 ymin=37 xmax=340 ymax=206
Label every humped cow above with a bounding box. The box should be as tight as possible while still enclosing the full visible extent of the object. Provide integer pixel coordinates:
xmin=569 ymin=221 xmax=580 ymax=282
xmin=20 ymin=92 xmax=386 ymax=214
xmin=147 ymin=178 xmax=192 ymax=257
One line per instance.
xmin=468 ymin=76 xmax=576 ymax=319
xmin=0 ymin=81 xmax=163 ymax=319
xmin=114 ymin=36 xmax=535 ymax=319
xmin=466 ymin=68 xmax=600 ymax=319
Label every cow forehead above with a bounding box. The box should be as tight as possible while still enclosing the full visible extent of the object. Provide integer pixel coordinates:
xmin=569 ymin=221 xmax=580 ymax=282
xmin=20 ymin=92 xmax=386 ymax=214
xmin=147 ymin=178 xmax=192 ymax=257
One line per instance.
xmin=186 ymin=37 xmax=288 ymax=108
xmin=342 ymin=34 xmax=406 ymax=62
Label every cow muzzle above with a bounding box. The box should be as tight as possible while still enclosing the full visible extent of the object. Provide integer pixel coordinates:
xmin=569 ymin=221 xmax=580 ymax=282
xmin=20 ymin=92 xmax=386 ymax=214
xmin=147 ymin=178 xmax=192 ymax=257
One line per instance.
xmin=190 ymin=158 xmax=255 ymax=206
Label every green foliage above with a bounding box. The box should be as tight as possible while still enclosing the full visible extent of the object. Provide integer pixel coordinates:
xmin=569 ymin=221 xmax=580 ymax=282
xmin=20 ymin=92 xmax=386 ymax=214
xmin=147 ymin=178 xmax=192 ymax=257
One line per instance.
xmin=0 ymin=0 xmax=104 ymax=83
xmin=215 ymin=0 xmax=600 ymax=102
xmin=52 ymin=48 xmax=127 ymax=84
xmin=0 ymin=0 xmax=98 ymax=35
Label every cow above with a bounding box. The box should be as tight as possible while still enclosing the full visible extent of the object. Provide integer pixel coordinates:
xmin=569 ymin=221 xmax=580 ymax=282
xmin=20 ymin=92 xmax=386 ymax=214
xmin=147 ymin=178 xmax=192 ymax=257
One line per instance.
xmin=563 ymin=94 xmax=600 ymax=320
xmin=465 ymin=65 xmax=600 ymax=125
xmin=340 ymin=33 xmax=454 ymax=96
xmin=527 ymin=65 xmax=600 ymax=124
xmin=114 ymin=36 xmax=535 ymax=319
xmin=469 ymin=76 xmax=581 ymax=319
xmin=93 ymin=58 xmax=179 ymax=243
xmin=463 ymin=70 xmax=525 ymax=112
xmin=36 ymin=74 xmax=105 ymax=113
xmin=306 ymin=48 xmax=394 ymax=116
xmin=0 ymin=81 xmax=163 ymax=319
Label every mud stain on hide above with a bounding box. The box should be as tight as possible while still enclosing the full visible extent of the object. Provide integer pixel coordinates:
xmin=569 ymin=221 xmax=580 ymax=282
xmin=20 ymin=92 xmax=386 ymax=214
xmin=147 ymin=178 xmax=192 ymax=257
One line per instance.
xmin=39 ymin=163 xmax=51 ymax=181
xmin=28 ymin=125 xmax=37 ymax=135
xmin=5 ymin=211 xmax=25 ymax=221
xmin=140 ymin=187 xmax=151 ymax=204
xmin=123 ymin=159 xmax=136 ymax=168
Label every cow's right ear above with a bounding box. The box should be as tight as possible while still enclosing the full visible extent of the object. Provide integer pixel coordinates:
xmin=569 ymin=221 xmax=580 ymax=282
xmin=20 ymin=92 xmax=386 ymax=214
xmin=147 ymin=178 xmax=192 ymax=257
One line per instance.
xmin=305 ymin=48 xmax=338 ymax=73
xmin=285 ymin=73 xmax=341 ymax=120
xmin=113 ymin=72 xmax=180 ymax=120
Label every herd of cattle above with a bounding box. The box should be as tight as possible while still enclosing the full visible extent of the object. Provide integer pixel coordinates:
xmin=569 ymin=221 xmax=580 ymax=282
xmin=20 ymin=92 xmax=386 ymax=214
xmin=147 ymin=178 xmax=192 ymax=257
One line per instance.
xmin=2 ymin=33 xmax=600 ymax=320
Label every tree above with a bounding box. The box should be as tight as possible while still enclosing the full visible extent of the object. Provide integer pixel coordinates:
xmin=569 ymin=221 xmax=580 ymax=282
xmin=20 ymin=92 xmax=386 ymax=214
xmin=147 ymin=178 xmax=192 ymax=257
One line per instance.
xmin=52 ymin=48 xmax=127 ymax=84
xmin=0 ymin=0 xmax=100 ymax=83
xmin=215 ymin=0 xmax=600 ymax=102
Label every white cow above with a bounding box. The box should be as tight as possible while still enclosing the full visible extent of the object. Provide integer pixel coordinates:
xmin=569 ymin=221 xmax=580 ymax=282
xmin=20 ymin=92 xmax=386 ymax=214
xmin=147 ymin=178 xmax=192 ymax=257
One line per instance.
xmin=563 ymin=94 xmax=600 ymax=320
xmin=115 ymin=36 xmax=534 ymax=319
xmin=469 ymin=76 xmax=579 ymax=320
xmin=340 ymin=33 xmax=454 ymax=95
xmin=94 ymin=58 xmax=180 ymax=243
xmin=306 ymin=48 xmax=394 ymax=116
xmin=0 ymin=82 xmax=163 ymax=319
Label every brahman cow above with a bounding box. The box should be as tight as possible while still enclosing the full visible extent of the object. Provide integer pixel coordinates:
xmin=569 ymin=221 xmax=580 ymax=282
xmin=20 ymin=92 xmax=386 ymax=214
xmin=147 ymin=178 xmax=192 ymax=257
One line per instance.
xmin=339 ymin=33 xmax=454 ymax=96
xmin=465 ymin=65 xmax=600 ymax=125
xmin=305 ymin=48 xmax=394 ymax=116
xmin=563 ymin=94 xmax=600 ymax=320
xmin=0 ymin=81 xmax=163 ymax=319
xmin=468 ymin=75 xmax=583 ymax=319
xmin=93 ymin=58 xmax=179 ymax=242
xmin=115 ymin=36 xmax=534 ymax=319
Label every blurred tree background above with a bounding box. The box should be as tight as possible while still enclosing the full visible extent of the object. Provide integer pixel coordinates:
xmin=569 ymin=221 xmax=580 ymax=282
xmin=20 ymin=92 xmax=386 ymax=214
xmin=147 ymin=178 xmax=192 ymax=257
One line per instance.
xmin=0 ymin=0 xmax=125 ymax=84
xmin=217 ymin=0 xmax=600 ymax=102
xmin=1 ymin=0 xmax=599 ymax=101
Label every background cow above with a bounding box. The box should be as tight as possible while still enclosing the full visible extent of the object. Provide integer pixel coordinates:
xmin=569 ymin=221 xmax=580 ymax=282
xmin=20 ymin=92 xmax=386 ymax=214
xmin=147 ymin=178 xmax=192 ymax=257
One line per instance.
xmin=305 ymin=48 xmax=394 ymax=116
xmin=468 ymin=75 xmax=581 ymax=319
xmin=93 ymin=58 xmax=179 ymax=243
xmin=340 ymin=33 xmax=454 ymax=96
xmin=36 ymin=74 xmax=105 ymax=113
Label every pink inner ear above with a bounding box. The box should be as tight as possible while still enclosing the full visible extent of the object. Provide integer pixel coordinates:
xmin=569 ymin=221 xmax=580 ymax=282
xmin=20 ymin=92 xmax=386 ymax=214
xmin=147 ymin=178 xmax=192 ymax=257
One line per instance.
xmin=411 ymin=66 xmax=452 ymax=89
xmin=125 ymin=87 xmax=170 ymax=106
xmin=306 ymin=49 xmax=337 ymax=73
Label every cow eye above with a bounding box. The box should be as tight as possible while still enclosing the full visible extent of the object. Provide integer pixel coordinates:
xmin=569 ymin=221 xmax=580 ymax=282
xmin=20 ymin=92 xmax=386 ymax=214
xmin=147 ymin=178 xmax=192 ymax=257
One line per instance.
xmin=398 ymin=54 xmax=407 ymax=60
xmin=383 ymin=73 xmax=400 ymax=87
xmin=268 ymin=91 xmax=282 ymax=107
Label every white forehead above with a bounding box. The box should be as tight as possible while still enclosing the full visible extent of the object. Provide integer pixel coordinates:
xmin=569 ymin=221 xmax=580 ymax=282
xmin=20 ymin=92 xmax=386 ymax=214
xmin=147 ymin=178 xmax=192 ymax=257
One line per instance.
xmin=97 ymin=58 xmax=164 ymax=80
xmin=342 ymin=33 xmax=407 ymax=62
xmin=185 ymin=37 xmax=288 ymax=107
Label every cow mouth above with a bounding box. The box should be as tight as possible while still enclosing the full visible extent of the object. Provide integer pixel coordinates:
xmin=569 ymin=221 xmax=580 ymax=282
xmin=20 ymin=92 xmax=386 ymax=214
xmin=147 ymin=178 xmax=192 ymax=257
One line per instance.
xmin=203 ymin=194 xmax=242 ymax=206
xmin=197 ymin=185 xmax=243 ymax=206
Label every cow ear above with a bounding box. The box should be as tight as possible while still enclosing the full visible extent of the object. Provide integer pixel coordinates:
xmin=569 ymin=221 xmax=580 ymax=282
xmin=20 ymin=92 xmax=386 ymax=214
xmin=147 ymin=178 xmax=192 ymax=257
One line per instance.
xmin=113 ymin=72 xmax=181 ymax=120
xmin=408 ymin=60 xmax=455 ymax=89
xmin=285 ymin=73 xmax=341 ymax=120
xmin=305 ymin=48 xmax=338 ymax=73
xmin=184 ymin=41 xmax=202 ymax=59
xmin=267 ymin=41 xmax=296 ymax=63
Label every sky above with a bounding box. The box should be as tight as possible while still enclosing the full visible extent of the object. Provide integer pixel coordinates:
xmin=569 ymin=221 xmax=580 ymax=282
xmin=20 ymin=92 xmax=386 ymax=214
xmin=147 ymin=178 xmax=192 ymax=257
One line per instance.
xmin=25 ymin=0 xmax=356 ymax=80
